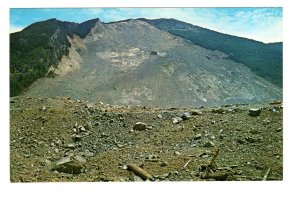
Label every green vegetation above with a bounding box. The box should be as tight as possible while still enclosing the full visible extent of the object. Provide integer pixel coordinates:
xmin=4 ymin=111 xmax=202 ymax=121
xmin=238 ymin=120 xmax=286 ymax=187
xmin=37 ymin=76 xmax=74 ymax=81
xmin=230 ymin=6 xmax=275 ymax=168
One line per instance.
xmin=10 ymin=18 xmax=100 ymax=96
xmin=10 ymin=19 xmax=70 ymax=96
xmin=143 ymin=18 xmax=283 ymax=87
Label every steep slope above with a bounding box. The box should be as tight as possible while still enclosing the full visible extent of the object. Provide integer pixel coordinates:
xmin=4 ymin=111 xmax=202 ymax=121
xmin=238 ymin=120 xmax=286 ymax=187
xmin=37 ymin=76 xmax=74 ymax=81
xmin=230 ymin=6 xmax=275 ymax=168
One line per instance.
xmin=23 ymin=18 xmax=282 ymax=107
xmin=10 ymin=18 xmax=100 ymax=96
xmin=140 ymin=18 xmax=283 ymax=87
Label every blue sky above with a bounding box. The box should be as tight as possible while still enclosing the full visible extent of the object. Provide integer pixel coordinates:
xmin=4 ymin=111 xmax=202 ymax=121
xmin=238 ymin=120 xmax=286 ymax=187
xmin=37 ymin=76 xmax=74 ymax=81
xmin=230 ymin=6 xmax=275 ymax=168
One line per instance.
xmin=10 ymin=8 xmax=282 ymax=43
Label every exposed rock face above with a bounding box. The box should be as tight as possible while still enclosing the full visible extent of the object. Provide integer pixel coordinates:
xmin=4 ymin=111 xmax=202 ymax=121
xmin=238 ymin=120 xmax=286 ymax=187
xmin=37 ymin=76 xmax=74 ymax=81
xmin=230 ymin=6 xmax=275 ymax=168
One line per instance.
xmin=47 ymin=35 xmax=85 ymax=76
xmin=23 ymin=18 xmax=282 ymax=107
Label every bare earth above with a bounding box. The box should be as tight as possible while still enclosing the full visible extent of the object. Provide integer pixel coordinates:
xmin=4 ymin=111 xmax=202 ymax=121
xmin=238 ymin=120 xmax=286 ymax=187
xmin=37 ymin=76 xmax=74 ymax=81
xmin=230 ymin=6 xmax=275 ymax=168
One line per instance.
xmin=10 ymin=96 xmax=283 ymax=182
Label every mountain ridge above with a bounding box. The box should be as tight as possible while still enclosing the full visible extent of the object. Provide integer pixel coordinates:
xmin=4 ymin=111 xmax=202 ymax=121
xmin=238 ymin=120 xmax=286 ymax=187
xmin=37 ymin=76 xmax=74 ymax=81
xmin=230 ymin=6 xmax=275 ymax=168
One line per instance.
xmin=10 ymin=18 xmax=282 ymax=107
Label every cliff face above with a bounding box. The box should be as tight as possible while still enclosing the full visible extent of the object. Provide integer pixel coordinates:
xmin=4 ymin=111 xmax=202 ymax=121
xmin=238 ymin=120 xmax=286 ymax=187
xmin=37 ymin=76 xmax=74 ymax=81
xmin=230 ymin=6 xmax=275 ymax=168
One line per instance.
xmin=21 ymin=18 xmax=282 ymax=107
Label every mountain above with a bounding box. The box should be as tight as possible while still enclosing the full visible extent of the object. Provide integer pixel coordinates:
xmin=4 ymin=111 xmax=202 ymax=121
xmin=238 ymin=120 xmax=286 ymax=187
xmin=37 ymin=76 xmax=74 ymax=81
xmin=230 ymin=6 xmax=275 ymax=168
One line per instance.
xmin=139 ymin=18 xmax=283 ymax=87
xmin=10 ymin=18 xmax=282 ymax=107
xmin=10 ymin=18 xmax=100 ymax=96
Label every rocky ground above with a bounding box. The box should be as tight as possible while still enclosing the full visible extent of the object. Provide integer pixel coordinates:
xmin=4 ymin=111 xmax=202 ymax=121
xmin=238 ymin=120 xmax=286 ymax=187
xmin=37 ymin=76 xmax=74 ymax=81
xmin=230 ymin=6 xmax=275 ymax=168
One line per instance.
xmin=10 ymin=96 xmax=283 ymax=182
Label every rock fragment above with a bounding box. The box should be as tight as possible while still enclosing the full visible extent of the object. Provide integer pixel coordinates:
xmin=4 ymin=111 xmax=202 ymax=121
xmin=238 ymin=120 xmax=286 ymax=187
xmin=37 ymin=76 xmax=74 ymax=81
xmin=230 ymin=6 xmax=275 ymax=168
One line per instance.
xmin=203 ymin=141 xmax=215 ymax=147
xmin=52 ymin=155 xmax=86 ymax=174
xmin=172 ymin=117 xmax=183 ymax=124
xmin=248 ymin=108 xmax=261 ymax=117
xmin=190 ymin=109 xmax=202 ymax=115
xmin=194 ymin=134 xmax=202 ymax=140
xmin=133 ymin=122 xmax=147 ymax=131
xmin=181 ymin=112 xmax=191 ymax=120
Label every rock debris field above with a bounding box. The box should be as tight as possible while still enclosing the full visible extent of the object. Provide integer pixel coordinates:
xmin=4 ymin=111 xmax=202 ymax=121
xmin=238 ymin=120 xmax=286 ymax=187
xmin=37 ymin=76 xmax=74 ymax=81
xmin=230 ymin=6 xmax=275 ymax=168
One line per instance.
xmin=10 ymin=96 xmax=283 ymax=182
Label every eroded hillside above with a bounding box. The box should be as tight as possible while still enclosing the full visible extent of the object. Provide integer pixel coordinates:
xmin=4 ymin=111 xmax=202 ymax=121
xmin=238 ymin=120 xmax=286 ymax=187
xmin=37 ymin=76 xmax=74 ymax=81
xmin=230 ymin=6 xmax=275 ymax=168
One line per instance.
xmin=22 ymin=19 xmax=282 ymax=107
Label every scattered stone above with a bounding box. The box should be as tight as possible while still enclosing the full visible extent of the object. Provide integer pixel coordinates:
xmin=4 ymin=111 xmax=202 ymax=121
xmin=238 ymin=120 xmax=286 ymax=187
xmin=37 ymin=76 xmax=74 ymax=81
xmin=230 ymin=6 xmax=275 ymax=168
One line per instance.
xmin=150 ymin=51 xmax=158 ymax=55
xmin=133 ymin=122 xmax=147 ymax=131
xmin=212 ymin=108 xmax=226 ymax=114
xmin=181 ymin=112 xmax=191 ymax=120
xmin=160 ymin=161 xmax=168 ymax=167
xmin=172 ymin=117 xmax=183 ymax=124
xmin=190 ymin=109 xmax=202 ymax=115
xmin=276 ymin=127 xmax=282 ymax=132
xmin=194 ymin=134 xmax=202 ymax=140
xmin=72 ymin=134 xmax=82 ymax=142
xmin=237 ymin=139 xmax=245 ymax=144
xmin=203 ymin=141 xmax=215 ymax=147
xmin=78 ymin=125 xmax=86 ymax=132
xmin=248 ymin=108 xmax=261 ymax=117
xmin=52 ymin=155 xmax=86 ymax=174
xmin=174 ymin=151 xmax=181 ymax=155
xmin=67 ymin=144 xmax=76 ymax=149
xmin=24 ymin=154 xmax=30 ymax=158
xmin=157 ymin=114 xmax=163 ymax=119
xmin=245 ymin=136 xmax=257 ymax=143
xmin=85 ymin=103 xmax=94 ymax=109
xmin=84 ymin=149 xmax=94 ymax=157
xmin=210 ymin=135 xmax=216 ymax=140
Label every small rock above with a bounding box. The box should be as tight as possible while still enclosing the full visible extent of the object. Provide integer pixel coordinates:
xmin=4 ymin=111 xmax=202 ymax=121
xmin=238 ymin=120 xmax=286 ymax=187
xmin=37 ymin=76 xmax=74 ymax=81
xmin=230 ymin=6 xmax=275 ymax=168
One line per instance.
xmin=194 ymin=134 xmax=202 ymax=140
xmin=276 ymin=127 xmax=282 ymax=132
xmin=72 ymin=134 xmax=82 ymax=142
xmin=212 ymin=108 xmax=226 ymax=114
xmin=190 ymin=109 xmax=202 ymax=115
xmin=181 ymin=112 xmax=191 ymax=120
xmin=85 ymin=103 xmax=94 ymax=109
xmin=24 ymin=154 xmax=30 ymax=158
xmin=122 ymin=165 xmax=128 ymax=170
xmin=78 ymin=125 xmax=86 ymax=132
xmin=84 ymin=149 xmax=94 ymax=157
xmin=203 ymin=141 xmax=215 ymax=147
xmin=174 ymin=151 xmax=181 ymax=155
xmin=248 ymin=108 xmax=261 ymax=117
xmin=160 ymin=161 xmax=168 ymax=167
xmin=172 ymin=117 xmax=183 ymax=124
xmin=245 ymin=136 xmax=256 ymax=143
xmin=210 ymin=135 xmax=216 ymax=140
xmin=237 ymin=139 xmax=245 ymax=144
xmin=133 ymin=122 xmax=147 ymax=131
xmin=67 ymin=144 xmax=76 ymax=149
xmin=157 ymin=114 xmax=163 ymax=119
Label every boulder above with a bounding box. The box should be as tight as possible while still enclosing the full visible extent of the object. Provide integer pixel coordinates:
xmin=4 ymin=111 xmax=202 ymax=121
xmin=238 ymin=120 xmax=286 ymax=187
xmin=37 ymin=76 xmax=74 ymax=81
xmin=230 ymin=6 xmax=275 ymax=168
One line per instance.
xmin=181 ymin=112 xmax=191 ymax=120
xmin=133 ymin=122 xmax=147 ymax=131
xmin=190 ymin=109 xmax=202 ymax=115
xmin=172 ymin=117 xmax=183 ymax=124
xmin=52 ymin=155 xmax=86 ymax=174
xmin=248 ymin=108 xmax=261 ymax=117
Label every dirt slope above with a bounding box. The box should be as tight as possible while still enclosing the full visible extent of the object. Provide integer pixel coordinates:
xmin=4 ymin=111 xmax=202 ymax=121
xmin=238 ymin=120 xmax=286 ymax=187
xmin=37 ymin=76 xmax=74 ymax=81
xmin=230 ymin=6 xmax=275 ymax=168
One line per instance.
xmin=23 ymin=19 xmax=282 ymax=107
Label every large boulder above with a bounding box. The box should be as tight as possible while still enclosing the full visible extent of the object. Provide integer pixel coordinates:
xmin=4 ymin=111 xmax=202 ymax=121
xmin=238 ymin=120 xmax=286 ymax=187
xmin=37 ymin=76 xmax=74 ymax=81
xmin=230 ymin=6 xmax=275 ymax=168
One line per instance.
xmin=133 ymin=122 xmax=147 ymax=131
xmin=52 ymin=154 xmax=86 ymax=174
